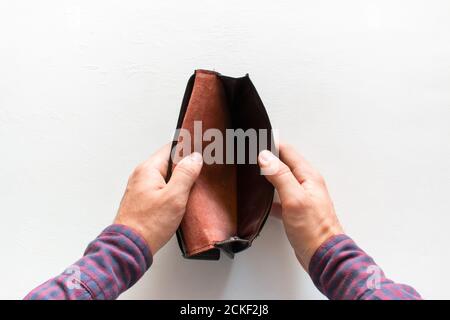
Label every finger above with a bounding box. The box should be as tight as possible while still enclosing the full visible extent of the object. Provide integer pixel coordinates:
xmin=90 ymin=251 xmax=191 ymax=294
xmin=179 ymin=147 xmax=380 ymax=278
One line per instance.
xmin=258 ymin=150 xmax=304 ymax=204
xmin=279 ymin=143 xmax=320 ymax=184
xmin=141 ymin=143 xmax=172 ymax=178
xmin=166 ymin=152 xmax=203 ymax=196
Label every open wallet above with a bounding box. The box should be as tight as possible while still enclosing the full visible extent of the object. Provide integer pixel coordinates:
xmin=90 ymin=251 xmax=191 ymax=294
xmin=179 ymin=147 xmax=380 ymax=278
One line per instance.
xmin=167 ymin=69 xmax=275 ymax=260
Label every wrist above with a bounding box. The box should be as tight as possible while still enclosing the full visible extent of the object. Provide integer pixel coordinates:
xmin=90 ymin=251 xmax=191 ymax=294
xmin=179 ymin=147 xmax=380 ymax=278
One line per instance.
xmin=295 ymin=224 xmax=344 ymax=270
xmin=103 ymin=224 xmax=153 ymax=268
xmin=113 ymin=217 xmax=157 ymax=256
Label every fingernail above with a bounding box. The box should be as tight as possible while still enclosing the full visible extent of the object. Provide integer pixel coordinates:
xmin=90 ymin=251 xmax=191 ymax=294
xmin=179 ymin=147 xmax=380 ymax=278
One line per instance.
xmin=189 ymin=152 xmax=203 ymax=164
xmin=259 ymin=150 xmax=276 ymax=166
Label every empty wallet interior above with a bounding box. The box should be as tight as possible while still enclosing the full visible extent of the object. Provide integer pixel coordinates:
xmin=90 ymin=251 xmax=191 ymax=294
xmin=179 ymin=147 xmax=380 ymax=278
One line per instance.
xmin=168 ymin=70 xmax=274 ymax=260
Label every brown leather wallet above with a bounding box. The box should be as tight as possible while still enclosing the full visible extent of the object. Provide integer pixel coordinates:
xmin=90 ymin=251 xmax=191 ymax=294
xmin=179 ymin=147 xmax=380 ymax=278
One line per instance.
xmin=167 ymin=69 xmax=275 ymax=260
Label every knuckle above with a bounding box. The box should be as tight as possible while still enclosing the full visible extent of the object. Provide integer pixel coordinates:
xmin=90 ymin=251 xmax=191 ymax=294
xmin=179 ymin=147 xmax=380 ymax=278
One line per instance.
xmin=283 ymin=196 xmax=304 ymax=210
xmin=133 ymin=163 xmax=146 ymax=176
xmin=275 ymin=164 xmax=292 ymax=178
xmin=174 ymin=199 xmax=186 ymax=211
xmin=315 ymin=173 xmax=326 ymax=185
xmin=170 ymin=194 xmax=186 ymax=211
xmin=175 ymin=164 xmax=195 ymax=178
xmin=291 ymin=166 xmax=304 ymax=181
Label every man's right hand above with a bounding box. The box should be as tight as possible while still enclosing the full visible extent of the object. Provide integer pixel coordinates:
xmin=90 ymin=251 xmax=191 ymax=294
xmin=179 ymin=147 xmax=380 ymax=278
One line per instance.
xmin=258 ymin=144 xmax=344 ymax=271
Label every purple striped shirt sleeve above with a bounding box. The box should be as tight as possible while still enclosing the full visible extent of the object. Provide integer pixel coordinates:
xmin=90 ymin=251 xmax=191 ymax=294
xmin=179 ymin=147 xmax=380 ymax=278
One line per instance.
xmin=309 ymin=234 xmax=421 ymax=300
xmin=24 ymin=224 xmax=152 ymax=300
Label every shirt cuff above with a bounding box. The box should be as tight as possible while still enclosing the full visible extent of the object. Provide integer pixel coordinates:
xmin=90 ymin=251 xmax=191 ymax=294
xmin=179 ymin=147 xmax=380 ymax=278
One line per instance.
xmin=101 ymin=224 xmax=153 ymax=268
xmin=79 ymin=224 xmax=153 ymax=299
xmin=308 ymin=234 xmax=351 ymax=286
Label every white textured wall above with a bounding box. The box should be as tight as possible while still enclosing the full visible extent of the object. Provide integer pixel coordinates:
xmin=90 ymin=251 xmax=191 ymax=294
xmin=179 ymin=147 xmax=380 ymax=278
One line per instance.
xmin=1 ymin=0 xmax=449 ymax=299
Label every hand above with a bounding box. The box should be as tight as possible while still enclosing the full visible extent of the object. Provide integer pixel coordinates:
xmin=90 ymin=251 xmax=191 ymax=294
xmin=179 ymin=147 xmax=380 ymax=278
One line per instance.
xmin=258 ymin=144 xmax=344 ymax=271
xmin=114 ymin=144 xmax=203 ymax=255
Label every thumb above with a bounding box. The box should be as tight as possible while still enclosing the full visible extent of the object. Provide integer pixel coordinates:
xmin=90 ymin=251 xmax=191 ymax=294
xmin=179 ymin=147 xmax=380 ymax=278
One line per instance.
xmin=258 ymin=150 xmax=304 ymax=204
xmin=167 ymin=152 xmax=203 ymax=196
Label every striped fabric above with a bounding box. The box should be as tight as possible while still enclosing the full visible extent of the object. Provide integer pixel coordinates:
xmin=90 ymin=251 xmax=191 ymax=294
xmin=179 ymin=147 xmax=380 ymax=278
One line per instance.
xmin=24 ymin=225 xmax=421 ymax=300
xmin=24 ymin=224 xmax=152 ymax=300
xmin=309 ymin=234 xmax=421 ymax=300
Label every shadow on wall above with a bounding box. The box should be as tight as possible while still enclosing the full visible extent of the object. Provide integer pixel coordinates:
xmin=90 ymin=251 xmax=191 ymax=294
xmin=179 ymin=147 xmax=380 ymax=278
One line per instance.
xmin=121 ymin=217 xmax=302 ymax=299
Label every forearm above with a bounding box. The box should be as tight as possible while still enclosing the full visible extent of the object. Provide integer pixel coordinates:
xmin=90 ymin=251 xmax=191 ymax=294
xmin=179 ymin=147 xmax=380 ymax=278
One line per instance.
xmin=309 ymin=234 xmax=421 ymax=300
xmin=24 ymin=224 xmax=152 ymax=300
